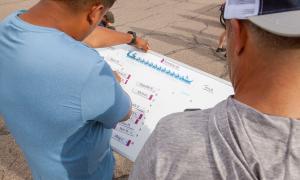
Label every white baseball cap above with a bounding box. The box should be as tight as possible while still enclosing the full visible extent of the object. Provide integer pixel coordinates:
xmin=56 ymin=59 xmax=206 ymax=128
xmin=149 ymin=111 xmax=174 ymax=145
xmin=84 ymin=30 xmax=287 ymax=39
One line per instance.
xmin=224 ymin=0 xmax=300 ymax=37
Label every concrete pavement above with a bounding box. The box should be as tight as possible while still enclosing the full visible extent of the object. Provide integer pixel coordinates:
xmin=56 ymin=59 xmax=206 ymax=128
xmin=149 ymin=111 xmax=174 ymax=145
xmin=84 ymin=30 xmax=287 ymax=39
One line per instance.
xmin=0 ymin=0 xmax=228 ymax=179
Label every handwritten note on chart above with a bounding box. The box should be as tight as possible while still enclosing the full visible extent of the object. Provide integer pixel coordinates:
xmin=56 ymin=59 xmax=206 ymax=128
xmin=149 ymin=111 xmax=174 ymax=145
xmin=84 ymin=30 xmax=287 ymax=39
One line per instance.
xmin=96 ymin=45 xmax=234 ymax=161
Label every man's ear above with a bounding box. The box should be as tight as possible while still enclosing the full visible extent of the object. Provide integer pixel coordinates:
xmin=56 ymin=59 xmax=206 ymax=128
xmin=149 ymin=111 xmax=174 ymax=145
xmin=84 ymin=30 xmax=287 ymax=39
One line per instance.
xmin=87 ymin=4 xmax=105 ymax=25
xmin=229 ymin=20 xmax=248 ymax=56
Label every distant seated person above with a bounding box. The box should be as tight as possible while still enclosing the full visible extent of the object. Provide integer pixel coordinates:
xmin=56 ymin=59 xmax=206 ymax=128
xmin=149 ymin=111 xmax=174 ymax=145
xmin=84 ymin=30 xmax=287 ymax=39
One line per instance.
xmin=99 ymin=11 xmax=116 ymax=30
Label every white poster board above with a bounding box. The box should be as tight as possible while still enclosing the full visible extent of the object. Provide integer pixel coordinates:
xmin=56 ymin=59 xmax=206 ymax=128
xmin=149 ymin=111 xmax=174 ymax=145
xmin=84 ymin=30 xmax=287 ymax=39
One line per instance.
xmin=96 ymin=45 xmax=234 ymax=161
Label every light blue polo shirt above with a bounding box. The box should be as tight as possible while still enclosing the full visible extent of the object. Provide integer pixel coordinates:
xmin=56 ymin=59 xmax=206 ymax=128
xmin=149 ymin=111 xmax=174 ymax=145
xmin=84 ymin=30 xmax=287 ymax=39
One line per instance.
xmin=0 ymin=11 xmax=131 ymax=180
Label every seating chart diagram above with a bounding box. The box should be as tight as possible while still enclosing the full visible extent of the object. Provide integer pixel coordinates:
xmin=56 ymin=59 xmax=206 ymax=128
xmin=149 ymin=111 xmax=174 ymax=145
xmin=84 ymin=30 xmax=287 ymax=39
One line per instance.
xmin=96 ymin=45 xmax=234 ymax=161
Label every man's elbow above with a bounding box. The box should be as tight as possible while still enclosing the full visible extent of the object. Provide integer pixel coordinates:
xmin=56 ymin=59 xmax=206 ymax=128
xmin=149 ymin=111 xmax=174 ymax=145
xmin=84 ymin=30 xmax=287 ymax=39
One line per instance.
xmin=121 ymin=109 xmax=132 ymax=122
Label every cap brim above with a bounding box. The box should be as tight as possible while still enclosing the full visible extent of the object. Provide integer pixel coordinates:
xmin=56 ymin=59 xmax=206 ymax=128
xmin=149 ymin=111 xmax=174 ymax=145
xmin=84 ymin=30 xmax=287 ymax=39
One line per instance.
xmin=249 ymin=10 xmax=300 ymax=37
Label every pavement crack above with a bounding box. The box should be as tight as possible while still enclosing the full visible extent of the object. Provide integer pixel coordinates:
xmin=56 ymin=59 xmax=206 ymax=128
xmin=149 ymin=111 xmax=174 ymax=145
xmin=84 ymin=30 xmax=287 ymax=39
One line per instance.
xmin=193 ymin=35 xmax=226 ymax=61
xmin=1 ymin=170 xmax=5 ymax=180
xmin=116 ymin=13 xmax=159 ymax=27
xmin=7 ymin=157 xmax=18 ymax=170
xmin=203 ymin=4 xmax=220 ymax=14
xmin=145 ymin=3 xmax=166 ymax=10
xmin=164 ymin=47 xmax=196 ymax=56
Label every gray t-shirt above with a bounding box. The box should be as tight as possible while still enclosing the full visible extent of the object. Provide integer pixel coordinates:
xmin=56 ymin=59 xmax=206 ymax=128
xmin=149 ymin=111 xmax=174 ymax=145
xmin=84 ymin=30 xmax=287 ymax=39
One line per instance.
xmin=129 ymin=97 xmax=300 ymax=180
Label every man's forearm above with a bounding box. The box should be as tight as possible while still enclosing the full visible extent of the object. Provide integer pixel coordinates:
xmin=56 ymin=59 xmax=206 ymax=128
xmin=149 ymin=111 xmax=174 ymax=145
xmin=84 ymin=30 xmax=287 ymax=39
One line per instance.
xmin=83 ymin=27 xmax=132 ymax=48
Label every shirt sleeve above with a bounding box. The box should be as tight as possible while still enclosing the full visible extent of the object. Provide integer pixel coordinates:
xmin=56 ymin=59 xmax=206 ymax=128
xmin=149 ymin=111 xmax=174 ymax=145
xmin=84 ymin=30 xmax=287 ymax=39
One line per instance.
xmin=81 ymin=60 xmax=131 ymax=129
xmin=129 ymin=117 xmax=172 ymax=180
xmin=129 ymin=127 xmax=159 ymax=180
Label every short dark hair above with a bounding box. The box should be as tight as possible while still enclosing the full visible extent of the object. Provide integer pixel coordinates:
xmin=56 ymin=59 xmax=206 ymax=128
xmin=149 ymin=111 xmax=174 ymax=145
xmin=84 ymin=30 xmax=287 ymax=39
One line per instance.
xmin=61 ymin=0 xmax=116 ymax=9
xmin=104 ymin=11 xmax=115 ymax=23
xmin=246 ymin=21 xmax=300 ymax=50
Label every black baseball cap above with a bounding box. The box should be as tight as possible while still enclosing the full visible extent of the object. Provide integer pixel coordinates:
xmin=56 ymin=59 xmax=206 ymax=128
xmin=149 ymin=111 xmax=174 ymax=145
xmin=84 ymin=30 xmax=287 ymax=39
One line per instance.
xmin=224 ymin=0 xmax=300 ymax=37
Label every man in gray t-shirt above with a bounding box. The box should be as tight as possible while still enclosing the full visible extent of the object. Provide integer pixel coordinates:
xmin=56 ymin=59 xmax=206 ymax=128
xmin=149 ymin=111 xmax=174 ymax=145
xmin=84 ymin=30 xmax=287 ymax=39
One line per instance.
xmin=131 ymin=97 xmax=300 ymax=179
xmin=130 ymin=1 xmax=300 ymax=180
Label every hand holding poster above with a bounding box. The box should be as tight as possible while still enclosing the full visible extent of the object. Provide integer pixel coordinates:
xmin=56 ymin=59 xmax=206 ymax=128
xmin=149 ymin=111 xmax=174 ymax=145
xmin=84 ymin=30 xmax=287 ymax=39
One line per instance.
xmin=96 ymin=45 xmax=234 ymax=161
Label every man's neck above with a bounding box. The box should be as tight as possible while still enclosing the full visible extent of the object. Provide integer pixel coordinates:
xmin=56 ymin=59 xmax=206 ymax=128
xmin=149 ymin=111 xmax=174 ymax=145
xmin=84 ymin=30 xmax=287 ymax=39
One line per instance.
xmin=19 ymin=1 xmax=83 ymax=40
xmin=234 ymin=52 xmax=300 ymax=119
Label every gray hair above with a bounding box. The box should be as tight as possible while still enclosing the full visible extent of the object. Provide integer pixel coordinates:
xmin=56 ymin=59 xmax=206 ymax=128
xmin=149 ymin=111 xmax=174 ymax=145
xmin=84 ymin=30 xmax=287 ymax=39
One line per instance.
xmin=246 ymin=21 xmax=300 ymax=50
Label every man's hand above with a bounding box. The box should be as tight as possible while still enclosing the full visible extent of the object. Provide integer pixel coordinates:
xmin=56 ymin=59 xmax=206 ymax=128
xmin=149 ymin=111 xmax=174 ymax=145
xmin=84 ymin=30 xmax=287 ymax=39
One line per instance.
xmin=113 ymin=71 xmax=122 ymax=83
xmin=135 ymin=37 xmax=150 ymax=52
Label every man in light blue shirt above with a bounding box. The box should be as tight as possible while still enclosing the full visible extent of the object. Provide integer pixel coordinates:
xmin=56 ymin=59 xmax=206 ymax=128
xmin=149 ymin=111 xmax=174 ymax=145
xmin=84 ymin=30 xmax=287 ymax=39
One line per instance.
xmin=0 ymin=0 xmax=133 ymax=179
